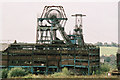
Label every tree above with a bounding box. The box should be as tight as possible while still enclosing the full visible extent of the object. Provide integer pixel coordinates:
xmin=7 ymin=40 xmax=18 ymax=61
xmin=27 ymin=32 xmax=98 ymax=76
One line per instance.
xmin=104 ymin=42 xmax=109 ymax=46
xmin=62 ymin=67 xmax=70 ymax=75
xmin=95 ymin=42 xmax=103 ymax=46
xmin=105 ymin=57 xmax=111 ymax=62
xmin=1 ymin=69 xmax=9 ymax=78
xmin=8 ymin=67 xmax=27 ymax=78
xmin=100 ymin=64 xmax=110 ymax=73
xmin=111 ymin=42 xmax=118 ymax=47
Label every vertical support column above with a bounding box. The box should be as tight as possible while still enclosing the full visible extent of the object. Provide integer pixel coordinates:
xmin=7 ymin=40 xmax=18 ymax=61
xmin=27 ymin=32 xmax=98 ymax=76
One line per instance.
xmin=31 ymin=67 xmax=33 ymax=74
xmin=46 ymin=47 xmax=48 ymax=75
xmin=57 ymin=53 xmax=59 ymax=72
xmin=74 ymin=49 xmax=76 ymax=72
xmin=36 ymin=18 xmax=39 ymax=43
xmin=60 ymin=48 xmax=62 ymax=72
xmin=40 ymin=31 xmax=43 ymax=43
xmin=7 ymin=50 xmax=10 ymax=70
xmin=50 ymin=23 xmax=53 ymax=44
xmin=53 ymin=30 xmax=56 ymax=40
xmin=57 ymin=66 xmax=59 ymax=72
xmin=98 ymin=47 xmax=100 ymax=74
xmin=88 ymin=59 xmax=90 ymax=75
xmin=45 ymin=30 xmax=48 ymax=41
xmin=31 ymin=46 xmax=34 ymax=74
xmin=88 ymin=49 xmax=90 ymax=75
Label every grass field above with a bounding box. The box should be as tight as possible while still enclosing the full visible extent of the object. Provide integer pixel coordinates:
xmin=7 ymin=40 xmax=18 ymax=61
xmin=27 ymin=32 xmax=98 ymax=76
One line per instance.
xmin=100 ymin=46 xmax=118 ymax=56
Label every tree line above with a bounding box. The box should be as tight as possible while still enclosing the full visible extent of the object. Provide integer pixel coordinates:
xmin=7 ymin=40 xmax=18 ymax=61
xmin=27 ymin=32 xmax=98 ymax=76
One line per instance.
xmin=94 ymin=42 xmax=118 ymax=47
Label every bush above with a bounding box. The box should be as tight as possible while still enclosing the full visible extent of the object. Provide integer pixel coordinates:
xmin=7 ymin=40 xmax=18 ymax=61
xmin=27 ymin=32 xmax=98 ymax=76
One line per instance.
xmin=51 ymin=72 xmax=65 ymax=77
xmin=23 ymin=74 xmax=33 ymax=78
xmin=1 ymin=69 xmax=9 ymax=78
xmin=51 ymin=67 xmax=70 ymax=77
xmin=8 ymin=67 xmax=27 ymax=78
xmin=95 ymin=70 xmax=101 ymax=75
xmin=23 ymin=67 xmax=32 ymax=74
xmin=100 ymin=64 xmax=110 ymax=73
xmin=62 ymin=67 xmax=70 ymax=75
xmin=93 ymin=64 xmax=110 ymax=75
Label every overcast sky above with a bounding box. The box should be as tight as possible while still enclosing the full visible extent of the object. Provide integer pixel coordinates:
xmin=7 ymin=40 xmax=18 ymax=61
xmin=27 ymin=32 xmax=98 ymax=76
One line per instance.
xmin=1 ymin=2 xmax=118 ymax=43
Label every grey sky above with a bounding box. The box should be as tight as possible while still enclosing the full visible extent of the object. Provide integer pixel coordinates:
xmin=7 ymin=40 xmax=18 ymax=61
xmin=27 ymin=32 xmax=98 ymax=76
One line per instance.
xmin=1 ymin=2 xmax=118 ymax=43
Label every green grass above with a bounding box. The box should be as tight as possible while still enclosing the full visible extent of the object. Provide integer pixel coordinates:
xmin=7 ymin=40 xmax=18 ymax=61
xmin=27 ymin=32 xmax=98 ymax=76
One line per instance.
xmin=100 ymin=46 xmax=118 ymax=56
